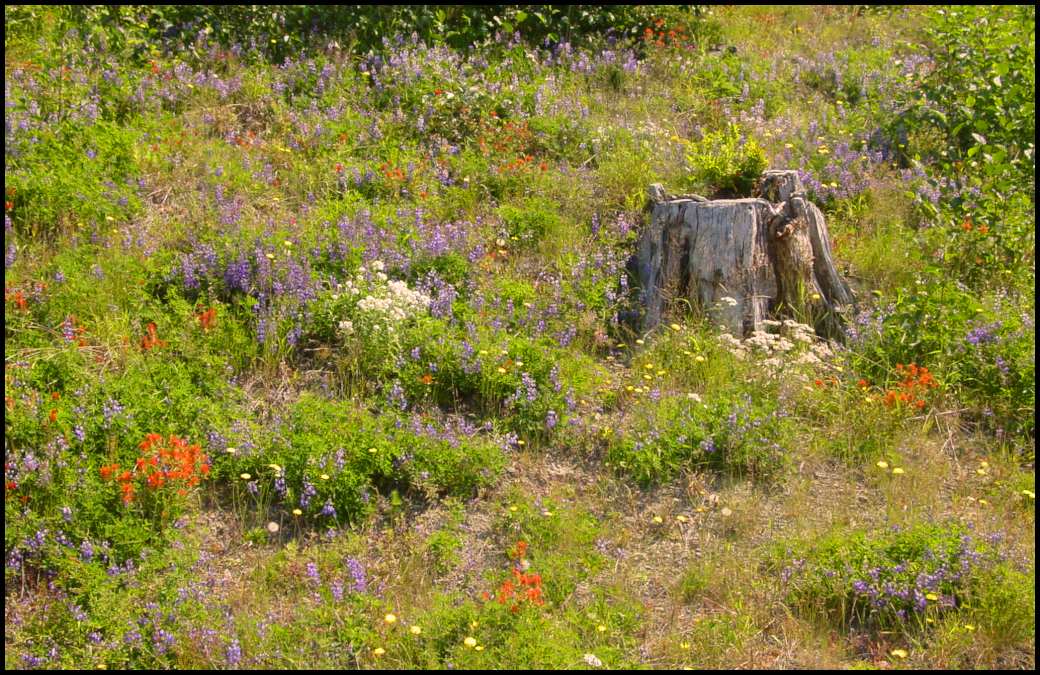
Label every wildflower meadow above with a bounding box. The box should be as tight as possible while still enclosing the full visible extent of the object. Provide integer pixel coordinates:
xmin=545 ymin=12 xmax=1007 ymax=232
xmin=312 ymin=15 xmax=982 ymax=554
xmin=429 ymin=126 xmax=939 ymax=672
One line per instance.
xmin=5 ymin=5 xmax=1035 ymax=669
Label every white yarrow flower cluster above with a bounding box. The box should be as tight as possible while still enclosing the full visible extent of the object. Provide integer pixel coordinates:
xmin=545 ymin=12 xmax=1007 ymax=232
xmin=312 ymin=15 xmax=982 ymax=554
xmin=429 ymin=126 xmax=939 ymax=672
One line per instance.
xmin=333 ymin=263 xmax=431 ymax=340
xmin=718 ymin=320 xmax=833 ymax=379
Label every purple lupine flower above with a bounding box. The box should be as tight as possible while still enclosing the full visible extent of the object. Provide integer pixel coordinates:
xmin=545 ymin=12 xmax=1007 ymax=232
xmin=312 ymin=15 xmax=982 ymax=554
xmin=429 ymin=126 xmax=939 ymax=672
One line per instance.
xmin=306 ymin=562 xmax=321 ymax=588
xmin=225 ymin=638 xmax=241 ymax=666
xmin=299 ymin=476 xmax=317 ymax=510
xmin=345 ymin=557 xmax=367 ymax=594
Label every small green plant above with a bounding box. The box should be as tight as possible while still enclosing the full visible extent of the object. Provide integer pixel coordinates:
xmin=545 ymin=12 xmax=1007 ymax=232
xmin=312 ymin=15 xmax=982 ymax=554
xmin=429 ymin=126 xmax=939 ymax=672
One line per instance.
xmin=774 ymin=522 xmax=1011 ymax=635
xmin=681 ymin=123 xmax=768 ymax=197
xmin=497 ymin=199 xmax=561 ymax=248
xmin=607 ymin=390 xmax=790 ymax=485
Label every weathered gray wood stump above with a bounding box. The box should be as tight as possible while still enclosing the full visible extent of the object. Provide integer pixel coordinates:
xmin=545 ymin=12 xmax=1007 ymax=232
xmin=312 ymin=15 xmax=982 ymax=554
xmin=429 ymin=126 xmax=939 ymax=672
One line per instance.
xmin=637 ymin=170 xmax=855 ymax=339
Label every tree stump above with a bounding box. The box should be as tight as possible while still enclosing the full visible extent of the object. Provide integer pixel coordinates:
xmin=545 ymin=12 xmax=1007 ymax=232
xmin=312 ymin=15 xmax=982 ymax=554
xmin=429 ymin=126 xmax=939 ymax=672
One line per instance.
xmin=636 ymin=171 xmax=855 ymax=339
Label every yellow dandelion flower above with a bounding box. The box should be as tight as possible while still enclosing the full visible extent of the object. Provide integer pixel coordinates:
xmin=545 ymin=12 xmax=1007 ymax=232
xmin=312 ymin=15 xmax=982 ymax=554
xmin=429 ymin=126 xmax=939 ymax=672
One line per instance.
xmin=677 ymin=516 xmax=687 ymax=523
xmin=892 ymin=468 xmax=904 ymax=474
xmin=812 ymin=293 xmax=822 ymax=299
xmin=979 ymin=461 xmax=989 ymax=467
xmin=964 ymin=624 xmax=976 ymax=631
xmin=976 ymin=469 xmax=986 ymax=475
xmin=542 ymin=510 xmax=553 ymax=517
xmin=464 ymin=637 xmax=477 ymax=647
xmin=891 ymin=649 xmax=907 ymax=658
xmin=597 ymin=625 xmax=607 ymax=632
xmin=226 ymin=447 xmax=237 ymax=454
xmin=497 ymin=367 xmax=507 ymax=373
xmin=106 ymin=216 xmax=115 ymax=221
xmin=385 ymin=613 xmax=397 ymax=623
xmin=241 ymin=473 xmax=251 ymax=480
xmin=785 ymin=143 xmax=794 ymax=148
xmin=515 ymin=361 xmax=523 ymax=366
xmin=644 ymin=374 xmax=653 ymax=380
xmin=509 ymin=505 xmax=518 ymax=511
xmin=635 ymin=339 xmax=644 ymax=345
xmin=475 ymin=646 xmax=484 ymax=651
xmin=517 ymin=440 xmax=525 ymax=445
xmin=284 ymin=240 xmax=292 ymax=247
xmin=653 ymin=516 xmax=663 ymax=523
xmin=877 ymin=461 xmax=889 ymax=469
xmin=369 ymin=447 xmax=378 ymax=453
xmin=683 ymin=350 xmax=692 ymax=355
xmin=266 ymin=253 xmax=275 ymax=260
xmin=373 ymin=647 xmax=385 ymax=655
xmin=695 ymin=355 xmax=705 ymax=362
xmin=320 ymin=474 xmax=330 ymax=480
xmin=293 ymin=508 xmax=302 ymax=515
xmin=926 ymin=593 xmax=938 ymax=601
xmin=680 ymin=642 xmax=690 ymax=649
xmin=269 ymin=463 xmax=282 ymax=471
xmin=471 ymin=622 xmax=479 ymax=628
xmin=671 ymin=324 xmax=681 ymax=331
xmin=411 ymin=625 xmax=422 ymax=635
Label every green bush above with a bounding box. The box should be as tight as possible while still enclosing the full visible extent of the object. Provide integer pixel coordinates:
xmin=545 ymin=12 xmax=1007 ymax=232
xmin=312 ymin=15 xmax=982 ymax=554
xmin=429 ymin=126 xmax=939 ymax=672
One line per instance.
xmin=682 ymin=123 xmax=768 ymax=197
xmin=607 ymin=390 xmax=790 ymax=485
xmin=773 ymin=522 xmax=1023 ymax=636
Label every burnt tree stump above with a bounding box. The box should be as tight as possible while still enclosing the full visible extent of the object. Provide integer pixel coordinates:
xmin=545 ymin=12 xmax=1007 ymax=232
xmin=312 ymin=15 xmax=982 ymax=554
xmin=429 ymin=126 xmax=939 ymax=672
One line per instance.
xmin=637 ymin=171 xmax=855 ymax=339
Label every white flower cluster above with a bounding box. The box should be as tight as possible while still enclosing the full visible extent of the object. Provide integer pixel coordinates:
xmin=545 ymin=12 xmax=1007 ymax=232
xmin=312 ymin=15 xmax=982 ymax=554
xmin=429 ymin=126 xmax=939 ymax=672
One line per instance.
xmin=335 ymin=261 xmax=430 ymax=339
xmin=718 ymin=320 xmax=833 ymax=375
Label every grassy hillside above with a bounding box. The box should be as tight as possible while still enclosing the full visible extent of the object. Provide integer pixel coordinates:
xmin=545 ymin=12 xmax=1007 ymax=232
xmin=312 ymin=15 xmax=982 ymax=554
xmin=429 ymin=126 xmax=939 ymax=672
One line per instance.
xmin=5 ymin=4 xmax=1034 ymax=669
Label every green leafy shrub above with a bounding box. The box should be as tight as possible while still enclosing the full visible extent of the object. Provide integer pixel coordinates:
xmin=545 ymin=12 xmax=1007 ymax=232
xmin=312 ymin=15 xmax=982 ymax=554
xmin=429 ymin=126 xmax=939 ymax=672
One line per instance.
xmin=904 ymin=6 xmax=1035 ymax=199
xmin=215 ymin=393 xmax=505 ymax=525
xmin=6 ymin=120 xmax=142 ymax=240
xmin=773 ymin=522 xmax=1020 ymax=636
xmin=682 ymin=123 xmax=768 ymax=197
xmin=498 ymin=199 xmax=561 ymax=247
xmin=607 ymin=390 xmax=790 ymax=485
